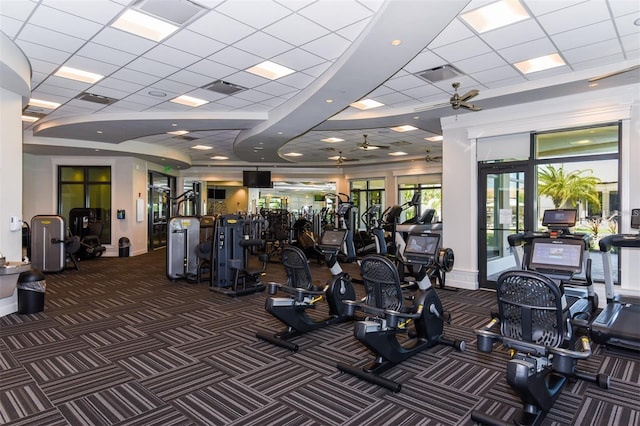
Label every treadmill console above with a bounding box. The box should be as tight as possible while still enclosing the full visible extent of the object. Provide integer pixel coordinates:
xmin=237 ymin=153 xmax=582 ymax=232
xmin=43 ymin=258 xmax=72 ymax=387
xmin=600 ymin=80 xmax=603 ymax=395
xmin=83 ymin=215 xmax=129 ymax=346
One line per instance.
xmin=318 ymin=229 xmax=347 ymax=253
xmin=541 ymin=209 xmax=577 ymax=233
xmin=528 ymin=238 xmax=584 ymax=277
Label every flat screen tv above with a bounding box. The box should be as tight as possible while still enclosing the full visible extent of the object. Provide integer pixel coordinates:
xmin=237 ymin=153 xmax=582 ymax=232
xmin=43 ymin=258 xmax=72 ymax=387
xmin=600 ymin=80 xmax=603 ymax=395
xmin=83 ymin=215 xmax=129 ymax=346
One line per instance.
xmin=243 ymin=170 xmax=272 ymax=188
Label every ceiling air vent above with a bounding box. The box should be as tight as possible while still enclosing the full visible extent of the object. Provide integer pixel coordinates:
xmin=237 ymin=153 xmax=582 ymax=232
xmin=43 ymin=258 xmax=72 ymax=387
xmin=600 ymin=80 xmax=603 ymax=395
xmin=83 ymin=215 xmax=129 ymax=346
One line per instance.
xmin=202 ymin=80 xmax=247 ymax=95
xmin=415 ymin=64 xmax=463 ymax=83
xmin=134 ymin=0 xmax=207 ymax=25
xmin=75 ymin=92 xmax=118 ymax=105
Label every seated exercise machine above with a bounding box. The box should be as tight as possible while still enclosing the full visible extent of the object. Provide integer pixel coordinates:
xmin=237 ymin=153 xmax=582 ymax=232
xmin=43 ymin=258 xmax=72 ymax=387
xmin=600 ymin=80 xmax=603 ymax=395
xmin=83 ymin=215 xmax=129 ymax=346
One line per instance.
xmin=508 ymin=209 xmax=598 ymax=320
xmin=210 ymin=214 xmax=268 ymax=296
xmin=167 ymin=215 xmax=201 ymax=282
xmin=590 ymin=210 xmax=640 ymax=351
xmin=256 ymin=229 xmax=355 ymax=351
xmin=337 ymin=232 xmax=465 ymax=392
xmin=68 ymin=207 xmax=106 ymax=259
xmin=471 ymin=245 xmax=610 ymax=426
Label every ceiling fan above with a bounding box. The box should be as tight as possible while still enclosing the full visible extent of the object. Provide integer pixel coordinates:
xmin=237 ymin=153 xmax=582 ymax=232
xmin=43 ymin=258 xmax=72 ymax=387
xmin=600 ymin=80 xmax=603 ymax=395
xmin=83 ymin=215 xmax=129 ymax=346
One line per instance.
xmin=450 ymin=82 xmax=481 ymax=111
xmin=425 ymin=149 xmax=442 ymax=163
xmin=332 ymin=151 xmax=359 ymax=165
xmin=355 ymin=134 xmax=389 ymax=151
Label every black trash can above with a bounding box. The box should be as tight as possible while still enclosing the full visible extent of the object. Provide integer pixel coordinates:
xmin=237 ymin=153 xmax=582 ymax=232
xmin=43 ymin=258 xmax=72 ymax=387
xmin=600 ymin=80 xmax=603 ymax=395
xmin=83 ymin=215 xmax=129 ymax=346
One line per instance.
xmin=17 ymin=269 xmax=46 ymax=314
xmin=118 ymin=237 xmax=130 ymax=257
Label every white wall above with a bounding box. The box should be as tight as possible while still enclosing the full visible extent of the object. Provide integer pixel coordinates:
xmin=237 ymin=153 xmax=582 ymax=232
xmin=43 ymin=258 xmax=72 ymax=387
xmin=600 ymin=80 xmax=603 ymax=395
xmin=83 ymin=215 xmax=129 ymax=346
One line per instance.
xmin=441 ymin=83 xmax=639 ymax=300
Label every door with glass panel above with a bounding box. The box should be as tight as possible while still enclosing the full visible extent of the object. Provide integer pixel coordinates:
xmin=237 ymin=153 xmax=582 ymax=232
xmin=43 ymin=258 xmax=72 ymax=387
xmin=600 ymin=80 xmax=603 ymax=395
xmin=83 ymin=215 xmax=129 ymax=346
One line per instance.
xmin=478 ymin=164 xmax=528 ymax=289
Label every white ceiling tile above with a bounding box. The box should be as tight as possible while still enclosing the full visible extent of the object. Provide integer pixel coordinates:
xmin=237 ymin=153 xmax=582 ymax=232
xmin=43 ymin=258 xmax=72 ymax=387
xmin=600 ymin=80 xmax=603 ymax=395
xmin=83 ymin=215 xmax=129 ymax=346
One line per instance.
xmin=498 ymin=37 xmax=558 ymax=63
xmin=454 ymin=51 xmax=509 ymax=74
xmin=604 ymin=0 xmax=639 ymax=17
xmin=185 ymin=87 xmax=228 ymax=102
xmin=188 ymin=10 xmax=256 ymax=44
xmin=254 ymin=80 xmax=298 ymax=97
xmin=536 ymin=1 xmax=611 ymax=34
xmin=123 ymin=93 xmax=168 ymax=107
xmin=16 ymin=40 xmax=71 ymax=64
xmin=232 ymin=89 xmax=275 ymax=103
xmin=143 ymin=45 xmax=201 ymax=68
xmin=66 ymin=98 xmax=108 ymax=112
xmin=83 ymin=85 xmax=129 ymax=100
xmin=272 ymin=48 xmax=325 ymax=72
xmin=404 ymin=84 xmax=446 ymax=101
xmin=109 ymin=68 xmax=160 ymax=86
xmin=522 ymin=0 xmax=586 ymax=16
xmin=28 ymin=5 xmax=102 ymax=39
xmin=432 ymin=36 xmax=493 ymax=63
xmin=551 ymin=20 xmax=618 ymax=51
xmin=76 ymin=42 xmax=137 ymax=67
xmin=32 ymin=82 xmax=82 ymax=99
xmin=614 ymin=12 xmax=640 ymax=37
xmin=216 ymin=0 xmax=292 ymax=29
xmin=263 ymin=13 xmax=330 ymax=46
xmin=187 ymin=59 xmax=237 ymax=80
xmin=385 ymin=74 xmax=427 ymax=92
xmin=563 ymin=38 xmax=623 ymax=64
xmin=221 ymin=70 xmax=270 ymax=89
xmin=522 ymin=64 xmax=571 ymax=80
xmin=374 ymin=91 xmax=413 ymax=106
xmin=301 ymin=33 xmax=350 ymax=61
xmin=571 ymin=52 xmax=628 ymax=72
xmin=64 ymin=55 xmax=120 ymax=77
xmin=213 ymin=96 xmax=254 ymax=109
xmin=146 ymin=79 xmax=194 ymax=97
xmin=0 ymin=16 xmax=24 ymax=37
xmin=210 ymin=46 xmax=262 ymax=70
xmin=0 ymin=0 xmax=37 ymax=20
xmin=167 ymin=69 xmax=214 ymax=87
xmin=620 ymin=33 xmax=640 ymax=53
xmin=336 ymin=17 xmax=369 ymax=42
xmin=91 ymin=27 xmax=156 ymax=55
xmin=275 ymin=71 xmax=314 ymax=90
xmin=402 ymin=50 xmax=448 ymax=74
xmin=18 ymin=23 xmax=85 ymax=53
xmin=469 ymin=64 xmax=522 ymax=84
xmin=296 ymin=60 xmax=332 ymax=78
xmin=234 ymin=31 xmax=294 ymax=60
xmin=429 ymin=17 xmax=475 ymax=49
xmin=126 ymin=57 xmax=180 ymax=78
xmin=93 ymin=77 xmax=144 ymax=94
xmin=41 ymin=0 xmax=123 ymax=24
xmin=298 ymin=0 xmax=372 ymax=32
xmin=163 ymin=30 xmax=226 ymax=58
xmin=480 ymin=19 xmax=546 ymax=50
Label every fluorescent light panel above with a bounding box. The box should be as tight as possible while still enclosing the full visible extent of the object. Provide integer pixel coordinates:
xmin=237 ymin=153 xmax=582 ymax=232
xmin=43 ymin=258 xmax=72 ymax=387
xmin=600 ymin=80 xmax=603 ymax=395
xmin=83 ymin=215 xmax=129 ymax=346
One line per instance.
xmin=390 ymin=125 xmax=417 ymax=132
xmin=29 ymin=98 xmax=61 ymax=109
xmin=191 ymin=145 xmax=213 ymax=150
xmin=167 ymin=130 xmax=189 ymax=135
xmin=211 ymin=156 xmax=228 ymax=160
xmin=54 ymin=66 xmax=104 ymax=84
xmin=170 ymin=95 xmax=209 ymax=107
xmin=350 ymin=98 xmax=384 ymax=110
xmin=514 ymin=53 xmax=565 ymax=74
xmin=388 ymin=151 xmax=407 ymax=156
xmin=111 ymin=9 xmax=178 ymax=42
xmin=321 ymin=137 xmax=344 ymax=143
xmin=461 ymin=0 xmax=530 ymax=33
xmin=426 ymin=136 xmax=443 ymax=142
xmin=246 ymin=60 xmax=295 ymax=80
xmin=283 ymin=152 xmax=303 ymax=157
xmin=21 ymin=115 xmax=39 ymax=122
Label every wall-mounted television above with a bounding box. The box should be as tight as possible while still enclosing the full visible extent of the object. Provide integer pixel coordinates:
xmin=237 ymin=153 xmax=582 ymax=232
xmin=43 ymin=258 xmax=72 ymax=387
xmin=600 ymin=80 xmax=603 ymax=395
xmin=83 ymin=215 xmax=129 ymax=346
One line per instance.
xmin=243 ymin=170 xmax=272 ymax=188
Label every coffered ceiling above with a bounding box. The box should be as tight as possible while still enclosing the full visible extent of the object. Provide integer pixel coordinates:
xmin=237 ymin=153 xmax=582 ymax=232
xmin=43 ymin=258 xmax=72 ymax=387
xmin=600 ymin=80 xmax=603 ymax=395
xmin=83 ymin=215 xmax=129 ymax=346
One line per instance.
xmin=4 ymin=0 xmax=639 ymax=169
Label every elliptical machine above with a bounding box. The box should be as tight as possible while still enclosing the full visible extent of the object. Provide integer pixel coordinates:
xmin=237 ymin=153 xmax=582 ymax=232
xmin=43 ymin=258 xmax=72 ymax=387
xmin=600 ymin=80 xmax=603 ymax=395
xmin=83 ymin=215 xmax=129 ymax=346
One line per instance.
xmin=337 ymin=232 xmax=465 ymax=392
xmin=256 ymin=228 xmax=355 ymax=351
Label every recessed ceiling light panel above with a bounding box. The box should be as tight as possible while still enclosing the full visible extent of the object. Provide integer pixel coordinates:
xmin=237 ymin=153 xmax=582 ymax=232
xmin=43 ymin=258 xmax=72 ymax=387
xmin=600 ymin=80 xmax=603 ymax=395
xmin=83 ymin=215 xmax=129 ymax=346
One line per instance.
xmin=390 ymin=125 xmax=418 ymax=132
xmin=170 ymin=95 xmax=209 ymax=107
xmin=514 ymin=53 xmax=565 ymax=74
xmin=246 ymin=60 xmax=295 ymax=80
xmin=54 ymin=66 xmax=104 ymax=84
xmin=321 ymin=137 xmax=344 ymax=143
xmin=28 ymin=98 xmax=61 ymax=109
xmin=111 ymin=9 xmax=178 ymax=42
xmin=350 ymin=98 xmax=385 ymax=110
xmin=461 ymin=0 xmax=530 ymax=33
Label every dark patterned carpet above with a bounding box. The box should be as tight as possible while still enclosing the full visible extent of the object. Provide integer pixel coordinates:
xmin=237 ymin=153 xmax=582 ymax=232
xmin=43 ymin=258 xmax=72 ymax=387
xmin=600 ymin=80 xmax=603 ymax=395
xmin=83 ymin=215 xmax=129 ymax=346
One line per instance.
xmin=1 ymin=248 xmax=638 ymax=425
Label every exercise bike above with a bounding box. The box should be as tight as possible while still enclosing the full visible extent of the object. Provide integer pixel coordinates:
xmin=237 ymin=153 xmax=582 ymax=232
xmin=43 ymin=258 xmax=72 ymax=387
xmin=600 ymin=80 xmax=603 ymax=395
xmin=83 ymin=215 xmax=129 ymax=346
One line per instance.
xmin=337 ymin=232 xmax=465 ymax=392
xmin=471 ymin=238 xmax=610 ymax=425
xmin=256 ymin=229 xmax=356 ymax=351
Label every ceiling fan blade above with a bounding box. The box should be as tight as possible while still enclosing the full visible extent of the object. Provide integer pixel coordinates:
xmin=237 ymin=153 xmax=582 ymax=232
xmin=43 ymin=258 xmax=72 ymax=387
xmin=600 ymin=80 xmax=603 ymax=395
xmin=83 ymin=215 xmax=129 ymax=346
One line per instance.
xmin=459 ymin=101 xmax=482 ymax=111
xmin=588 ymin=65 xmax=640 ymax=82
xmin=459 ymin=89 xmax=479 ymax=102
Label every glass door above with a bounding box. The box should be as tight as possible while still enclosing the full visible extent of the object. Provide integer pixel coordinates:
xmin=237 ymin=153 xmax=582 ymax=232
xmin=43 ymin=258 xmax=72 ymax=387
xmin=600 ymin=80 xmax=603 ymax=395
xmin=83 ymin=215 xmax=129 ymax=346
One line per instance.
xmin=478 ymin=164 xmax=529 ymax=289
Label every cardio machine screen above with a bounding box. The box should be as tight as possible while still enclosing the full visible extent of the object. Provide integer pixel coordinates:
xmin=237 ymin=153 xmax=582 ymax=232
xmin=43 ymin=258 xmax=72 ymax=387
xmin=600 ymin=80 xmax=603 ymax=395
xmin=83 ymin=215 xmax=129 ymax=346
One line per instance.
xmin=337 ymin=203 xmax=351 ymax=216
xmin=541 ymin=209 xmax=577 ymax=228
xmin=404 ymin=233 xmax=440 ymax=261
xmin=529 ymin=238 xmax=583 ymax=274
xmin=320 ymin=229 xmax=346 ymax=249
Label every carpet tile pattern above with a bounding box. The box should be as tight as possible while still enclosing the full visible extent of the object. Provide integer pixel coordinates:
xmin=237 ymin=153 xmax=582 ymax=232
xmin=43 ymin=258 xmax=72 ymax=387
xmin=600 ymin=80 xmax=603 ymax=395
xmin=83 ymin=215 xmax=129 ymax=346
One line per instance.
xmin=0 ymin=248 xmax=638 ymax=425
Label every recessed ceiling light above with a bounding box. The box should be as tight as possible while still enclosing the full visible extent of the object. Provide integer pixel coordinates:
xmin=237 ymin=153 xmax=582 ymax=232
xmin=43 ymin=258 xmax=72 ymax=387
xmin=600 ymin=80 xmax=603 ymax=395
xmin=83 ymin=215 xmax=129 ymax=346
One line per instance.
xmin=211 ymin=156 xmax=228 ymax=160
xmin=390 ymin=125 xmax=418 ymax=132
xmin=29 ymin=98 xmax=61 ymax=109
xmin=425 ymin=135 xmax=443 ymax=142
xmin=284 ymin=152 xmax=303 ymax=157
xmin=391 ymin=39 xmax=402 ymax=46
xmin=514 ymin=53 xmax=565 ymax=74
xmin=96 ymin=130 xmax=103 ymax=134
xmin=148 ymin=90 xmax=167 ymax=97
xmin=170 ymin=95 xmax=209 ymax=107
xmin=21 ymin=115 xmax=39 ymax=123
xmin=167 ymin=130 xmax=189 ymax=136
xmin=325 ymin=99 xmax=333 ymax=103
xmin=461 ymin=0 xmax=530 ymax=33
xmin=111 ymin=9 xmax=178 ymax=42
xmin=54 ymin=66 xmax=104 ymax=84
xmin=246 ymin=60 xmax=295 ymax=80
xmin=321 ymin=137 xmax=344 ymax=143
xmin=388 ymin=151 xmax=407 ymax=156
xmin=191 ymin=145 xmax=213 ymax=150
xmin=350 ymin=98 xmax=384 ymax=110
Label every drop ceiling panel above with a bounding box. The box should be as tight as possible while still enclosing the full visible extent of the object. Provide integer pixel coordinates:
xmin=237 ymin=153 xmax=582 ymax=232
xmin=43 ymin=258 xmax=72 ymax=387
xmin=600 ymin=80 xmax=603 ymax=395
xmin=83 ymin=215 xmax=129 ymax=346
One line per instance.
xmin=563 ymin=39 xmax=624 ymax=64
xmin=28 ymin=5 xmax=102 ymax=39
xmin=212 ymin=46 xmax=264 ymax=70
xmin=429 ymin=18 xmax=475 ymax=49
xmin=497 ymin=37 xmax=558 ymax=64
xmin=454 ymin=51 xmax=509 ymax=74
xmin=109 ymin=68 xmax=160 ymax=86
xmin=263 ymin=14 xmax=331 ymax=46
xmin=188 ymin=10 xmax=256 ymax=45
xmin=0 ymin=0 xmax=36 ymax=20
xmin=275 ymin=72 xmax=314 ymax=90
xmin=272 ymin=48 xmax=325 ymax=72
xmin=216 ymin=0 xmax=292 ymax=29
xmin=298 ymin=0 xmax=373 ymax=32
xmin=44 ymin=0 xmax=123 ymax=24
xmin=76 ymin=42 xmax=137 ymax=67
xmin=64 ymin=55 xmax=120 ymax=76
xmin=234 ymin=32 xmax=295 ymax=59
xmin=125 ymin=58 xmax=180 ymax=78
xmin=402 ymin=50 xmax=448 ymax=74
xmin=143 ymin=45 xmax=201 ymax=68
xmin=432 ymin=36 xmax=493 ymax=64
xmin=536 ymin=2 xmax=611 ymax=34
xmin=91 ymin=27 xmax=156 ymax=55
xmin=163 ymin=30 xmax=226 ymax=57
xmin=479 ymin=19 xmax=546 ymax=51
xmin=469 ymin=65 xmax=522 ymax=84
xmin=18 ymin=24 xmax=85 ymax=53
xmin=187 ymin=59 xmax=236 ymax=80
xmin=16 ymin=40 xmax=71 ymax=64
xmin=301 ymin=33 xmax=350 ymax=61
xmin=551 ymin=21 xmax=618 ymax=51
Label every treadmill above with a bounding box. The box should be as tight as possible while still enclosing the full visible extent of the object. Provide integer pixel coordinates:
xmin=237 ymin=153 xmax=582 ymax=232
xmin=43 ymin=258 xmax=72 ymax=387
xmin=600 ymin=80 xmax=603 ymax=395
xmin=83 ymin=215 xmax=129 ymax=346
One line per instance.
xmin=591 ymin=228 xmax=640 ymax=352
xmin=508 ymin=209 xmax=598 ymax=318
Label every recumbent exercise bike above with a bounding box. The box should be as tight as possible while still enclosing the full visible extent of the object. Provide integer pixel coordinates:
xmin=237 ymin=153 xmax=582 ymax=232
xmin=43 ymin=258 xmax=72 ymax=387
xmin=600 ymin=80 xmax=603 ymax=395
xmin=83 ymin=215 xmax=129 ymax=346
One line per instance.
xmin=256 ymin=229 xmax=356 ymax=351
xmin=337 ymin=232 xmax=465 ymax=392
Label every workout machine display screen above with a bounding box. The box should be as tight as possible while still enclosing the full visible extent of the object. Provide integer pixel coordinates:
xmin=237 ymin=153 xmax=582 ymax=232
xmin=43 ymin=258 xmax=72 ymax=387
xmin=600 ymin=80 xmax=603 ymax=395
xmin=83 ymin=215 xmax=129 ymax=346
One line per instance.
xmin=404 ymin=233 xmax=440 ymax=262
xmin=320 ymin=229 xmax=346 ymax=249
xmin=529 ymin=238 xmax=583 ymax=275
xmin=337 ymin=203 xmax=351 ymax=216
xmin=541 ymin=209 xmax=577 ymax=228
